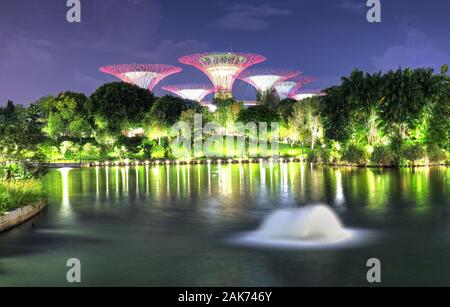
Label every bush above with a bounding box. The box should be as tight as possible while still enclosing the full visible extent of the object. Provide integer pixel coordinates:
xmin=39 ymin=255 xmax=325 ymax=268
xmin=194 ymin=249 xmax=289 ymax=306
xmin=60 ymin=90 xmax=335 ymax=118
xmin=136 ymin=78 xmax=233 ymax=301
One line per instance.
xmin=307 ymin=148 xmax=325 ymax=163
xmin=60 ymin=141 xmax=79 ymax=160
xmin=371 ymin=146 xmax=395 ymax=166
xmin=0 ymin=180 xmax=45 ymax=215
xmin=427 ymin=145 xmax=447 ymax=164
xmin=82 ymin=143 xmax=101 ymax=161
xmin=342 ymin=145 xmax=368 ymax=165
xmin=401 ymin=144 xmax=426 ymax=164
xmin=0 ymin=163 xmax=35 ymax=180
xmin=151 ymin=145 xmax=166 ymax=159
xmin=322 ymin=142 xmax=342 ymax=165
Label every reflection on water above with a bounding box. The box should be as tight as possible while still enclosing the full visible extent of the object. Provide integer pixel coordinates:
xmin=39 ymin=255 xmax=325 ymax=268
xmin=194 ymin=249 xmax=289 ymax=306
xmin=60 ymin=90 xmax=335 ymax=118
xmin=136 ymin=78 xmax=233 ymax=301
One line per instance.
xmin=1 ymin=164 xmax=450 ymax=287
xmin=53 ymin=164 xmax=450 ymax=217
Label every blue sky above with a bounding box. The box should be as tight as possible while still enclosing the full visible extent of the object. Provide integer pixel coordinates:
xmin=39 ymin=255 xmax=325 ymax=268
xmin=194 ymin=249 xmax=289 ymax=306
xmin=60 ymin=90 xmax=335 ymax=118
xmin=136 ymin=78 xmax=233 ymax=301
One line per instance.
xmin=1 ymin=0 xmax=450 ymax=104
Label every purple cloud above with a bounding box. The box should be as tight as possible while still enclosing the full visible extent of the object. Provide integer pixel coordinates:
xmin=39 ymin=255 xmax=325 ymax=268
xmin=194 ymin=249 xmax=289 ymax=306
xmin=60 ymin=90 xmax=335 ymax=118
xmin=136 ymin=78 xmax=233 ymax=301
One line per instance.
xmin=133 ymin=40 xmax=210 ymax=63
xmin=372 ymin=29 xmax=450 ymax=71
xmin=213 ymin=3 xmax=291 ymax=31
xmin=338 ymin=1 xmax=365 ymax=12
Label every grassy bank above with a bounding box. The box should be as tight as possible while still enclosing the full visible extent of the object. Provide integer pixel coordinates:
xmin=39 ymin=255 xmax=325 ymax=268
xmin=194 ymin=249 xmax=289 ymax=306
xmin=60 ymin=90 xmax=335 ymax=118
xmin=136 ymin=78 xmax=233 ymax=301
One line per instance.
xmin=0 ymin=163 xmax=46 ymax=215
xmin=0 ymin=180 xmax=45 ymax=215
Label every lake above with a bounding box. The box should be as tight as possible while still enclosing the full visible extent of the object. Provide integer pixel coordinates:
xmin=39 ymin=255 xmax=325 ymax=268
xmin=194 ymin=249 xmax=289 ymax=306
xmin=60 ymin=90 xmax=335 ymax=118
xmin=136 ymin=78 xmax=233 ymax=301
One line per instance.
xmin=0 ymin=163 xmax=449 ymax=286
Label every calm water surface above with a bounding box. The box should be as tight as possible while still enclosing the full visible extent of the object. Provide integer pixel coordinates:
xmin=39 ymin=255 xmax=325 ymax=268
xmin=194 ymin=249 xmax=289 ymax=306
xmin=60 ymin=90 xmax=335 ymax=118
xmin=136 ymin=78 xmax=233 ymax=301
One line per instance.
xmin=0 ymin=163 xmax=449 ymax=286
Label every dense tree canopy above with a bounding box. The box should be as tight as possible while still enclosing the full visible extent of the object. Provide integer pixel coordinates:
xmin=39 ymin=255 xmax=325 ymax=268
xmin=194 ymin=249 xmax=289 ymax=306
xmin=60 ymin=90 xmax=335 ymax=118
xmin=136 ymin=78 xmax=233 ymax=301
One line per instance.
xmin=0 ymin=65 xmax=448 ymax=165
xmin=90 ymin=82 xmax=155 ymax=134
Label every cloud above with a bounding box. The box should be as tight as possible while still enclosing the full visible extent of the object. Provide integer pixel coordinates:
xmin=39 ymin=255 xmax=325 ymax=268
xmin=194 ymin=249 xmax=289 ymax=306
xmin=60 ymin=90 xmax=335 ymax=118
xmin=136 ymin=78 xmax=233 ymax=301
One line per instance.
xmin=338 ymin=1 xmax=365 ymax=12
xmin=0 ymin=35 xmax=56 ymax=67
xmin=213 ymin=3 xmax=291 ymax=31
xmin=133 ymin=40 xmax=210 ymax=62
xmin=372 ymin=29 xmax=450 ymax=71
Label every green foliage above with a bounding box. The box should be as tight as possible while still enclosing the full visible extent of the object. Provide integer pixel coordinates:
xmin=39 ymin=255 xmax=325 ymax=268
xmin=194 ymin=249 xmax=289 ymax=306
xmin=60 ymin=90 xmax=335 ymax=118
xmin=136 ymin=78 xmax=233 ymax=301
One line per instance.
xmin=371 ymin=146 xmax=395 ymax=166
xmin=90 ymin=82 xmax=155 ymax=135
xmin=427 ymin=144 xmax=448 ymax=163
xmin=277 ymin=99 xmax=297 ymax=122
xmin=238 ymin=105 xmax=280 ymax=123
xmin=215 ymin=99 xmax=242 ymax=126
xmin=257 ymin=89 xmax=280 ymax=107
xmin=0 ymin=180 xmax=45 ymax=215
xmin=150 ymin=95 xmax=200 ymax=127
xmin=288 ymin=97 xmax=324 ymax=149
xmin=0 ymin=101 xmax=46 ymax=160
xmin=401 ymin=144 xmax=427 ymax=164
xmin=307 ymin=148 xmax=326 ymax=164
xmin=151 ymin=145 xmax=166 ymax=159
xmin=0 ymin=163 xmax=34 ymax=181
xmin=43 ymin=92 xmax=92 ymax=142
xmin=342 ymin=145 xmax=368 ymax=165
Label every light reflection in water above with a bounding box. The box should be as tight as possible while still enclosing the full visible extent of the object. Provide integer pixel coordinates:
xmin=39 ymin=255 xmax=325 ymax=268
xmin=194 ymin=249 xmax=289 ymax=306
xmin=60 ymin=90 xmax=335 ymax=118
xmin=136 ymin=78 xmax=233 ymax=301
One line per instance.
xmin=54 ymin=164 xmax=449 ymax=219
xmin=335 ymin=170 xmax=345 ymax=206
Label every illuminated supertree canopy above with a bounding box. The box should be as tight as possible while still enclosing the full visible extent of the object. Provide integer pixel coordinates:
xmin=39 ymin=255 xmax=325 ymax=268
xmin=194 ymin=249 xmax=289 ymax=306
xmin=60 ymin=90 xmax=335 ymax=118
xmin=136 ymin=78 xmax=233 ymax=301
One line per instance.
xmin=239 ymin=69 xmax=300 ymax=93
xmin=99 ymin=64 xmax=182 ymax=91
xmin=162 ymin=84 xmax=215 ymax=102
xmin=292 ymin=89 xmax=325 ymax=101
xmin=275 ymin=81 xmax=297 ymax=100
xmin=179 ymin=52 xmax=266 ymax=99
xmin=276 ymin=76 xmax=318 ymax=99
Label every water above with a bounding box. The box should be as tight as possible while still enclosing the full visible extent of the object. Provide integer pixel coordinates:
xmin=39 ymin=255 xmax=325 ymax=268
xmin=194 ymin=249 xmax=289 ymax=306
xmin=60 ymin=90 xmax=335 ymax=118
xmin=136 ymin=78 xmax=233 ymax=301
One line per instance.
xmin=0 ymin=163 xmax=449 ymax=286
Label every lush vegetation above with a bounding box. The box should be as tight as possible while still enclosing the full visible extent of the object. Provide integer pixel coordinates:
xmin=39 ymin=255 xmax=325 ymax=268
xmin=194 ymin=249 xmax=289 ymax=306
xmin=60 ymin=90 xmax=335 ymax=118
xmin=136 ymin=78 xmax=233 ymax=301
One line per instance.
xmin=0 ymin=67 xmax=449 ymax=166
xmin=0 ymin=163 xmax=46 ymax=215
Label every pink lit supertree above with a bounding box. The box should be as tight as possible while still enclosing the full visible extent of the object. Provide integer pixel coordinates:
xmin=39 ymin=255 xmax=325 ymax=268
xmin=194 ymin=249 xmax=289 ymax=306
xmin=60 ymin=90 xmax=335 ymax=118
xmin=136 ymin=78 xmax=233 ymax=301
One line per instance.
xmin=179 ymin=52 xmax=266 ymax=99
xmin=275 ymin=76 xmax=318 ymax=99
xmin=99 ymin=64 xmax=182 ymax=91
xmin=239 ymin=69 xmax=301 ymax=94
xmin=162 ymin=84 xmax=215 ymax=102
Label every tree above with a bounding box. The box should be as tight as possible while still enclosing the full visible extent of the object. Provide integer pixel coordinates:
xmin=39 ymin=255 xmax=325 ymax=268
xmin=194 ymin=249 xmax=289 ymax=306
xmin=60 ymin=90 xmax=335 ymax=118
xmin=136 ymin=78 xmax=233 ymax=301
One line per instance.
xmin=321 ymin=85 xmax=353 ymax=144
xmin=89 ymin=82 xmax=155 ymax=135
xmin=41 ymin=92 xmax=93 ymax=162
xmin=288 ymin=97 xmax=324 ymax=149
xmin=214 ymin=99 xmax=242 ymax=127
xmin=427 ymin=67 xmax=450 ymax=150
xmin=144 ymin=96 xmax=200 ymax=146
xmin=257 ymin=88 xmax=280 ymax=107
xmin=237 ymin=104 xmax=280 ymax=124
xmin=0 ymin=101 xmax=47 ymax=160
xmin=149 ymin=95 xmax=200 ymax=127
xmin=43 ymin=92 xmax=92 ymax=142
xmin=379 ymin=68 xmax=439 ymax=143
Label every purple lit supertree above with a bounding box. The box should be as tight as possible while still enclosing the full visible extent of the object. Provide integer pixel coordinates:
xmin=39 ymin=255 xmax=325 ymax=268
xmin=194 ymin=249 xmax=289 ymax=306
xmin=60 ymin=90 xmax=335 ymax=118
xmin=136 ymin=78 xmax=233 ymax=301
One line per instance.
xmin=239 ymin=69 xmax=301 ymax=93
xmin=276 ymin=76 xmax=318 ymax=99
xmin=162 ymin=84 xmax=215 ymax=102
xmin=179 ymin=52 xmax=266 ymax=99
xmin=99 ymin=64 xmax=182 ymax=91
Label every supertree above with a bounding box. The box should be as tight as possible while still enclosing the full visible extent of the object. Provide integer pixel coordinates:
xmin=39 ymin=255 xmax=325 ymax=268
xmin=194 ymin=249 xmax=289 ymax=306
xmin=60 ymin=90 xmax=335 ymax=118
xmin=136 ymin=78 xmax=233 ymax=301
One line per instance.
xmin=162 ymin=84 xmax=215 ymax=102
xmin=292 ymin=89 xmax=325 ymax=101
xmin=179 ymin=52 xmax=266 ymax=99
xmin=238 ymin=69 xmax=300 ymax=94
xmin=275 ymin=76 xmax=318 ymax=99
xmin=99 ymin=64 xmax=182 ymax=91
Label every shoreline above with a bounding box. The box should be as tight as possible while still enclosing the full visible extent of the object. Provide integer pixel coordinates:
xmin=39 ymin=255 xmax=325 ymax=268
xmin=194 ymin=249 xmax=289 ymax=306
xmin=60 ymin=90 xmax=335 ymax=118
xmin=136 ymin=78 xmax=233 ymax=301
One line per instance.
xmin=31 ymin=160 xmax=450 ymax=169
xmin=0 ymin=202 xmax=46 ymax=233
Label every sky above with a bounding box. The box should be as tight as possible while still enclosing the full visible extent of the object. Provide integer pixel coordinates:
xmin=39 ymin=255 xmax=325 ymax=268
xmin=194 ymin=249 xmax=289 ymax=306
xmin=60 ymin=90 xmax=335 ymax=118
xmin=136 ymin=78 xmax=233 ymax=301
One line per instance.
xmin=1 ymin=0 xmax=450 ymax=105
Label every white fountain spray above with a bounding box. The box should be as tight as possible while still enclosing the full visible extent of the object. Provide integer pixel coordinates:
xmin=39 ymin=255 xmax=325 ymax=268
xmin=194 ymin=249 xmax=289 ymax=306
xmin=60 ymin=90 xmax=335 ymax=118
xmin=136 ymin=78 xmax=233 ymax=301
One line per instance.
xmin=233 ymin=205 xmax=360 ymax=249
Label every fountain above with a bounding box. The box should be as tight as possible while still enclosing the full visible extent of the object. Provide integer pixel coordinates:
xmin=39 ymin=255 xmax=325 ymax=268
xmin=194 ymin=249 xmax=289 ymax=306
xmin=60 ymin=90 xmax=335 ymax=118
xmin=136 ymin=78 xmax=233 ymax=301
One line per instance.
xmin=233 ymin=205 xmax=356 ymax=249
